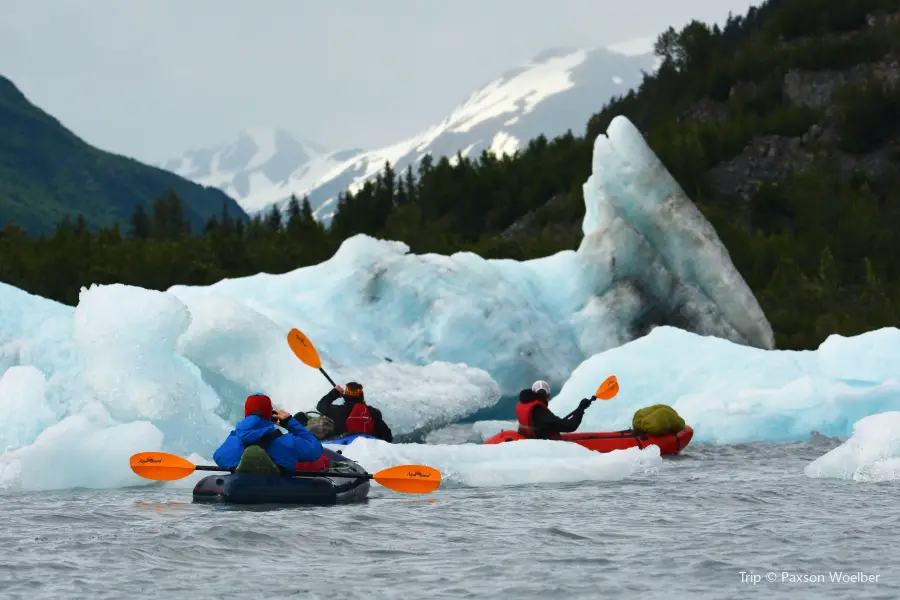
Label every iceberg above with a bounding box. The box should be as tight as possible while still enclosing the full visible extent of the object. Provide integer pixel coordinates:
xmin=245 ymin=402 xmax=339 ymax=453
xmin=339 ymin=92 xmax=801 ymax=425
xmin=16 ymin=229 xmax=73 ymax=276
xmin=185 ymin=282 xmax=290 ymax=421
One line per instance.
xmin=805 ymin=412 xmax=900 ymax=482
xmin=0 ymin=365 xmax=56 ymax=451
xmin=167 ymin=115 xmax=772 ymax=395
xmin=0 ymin=409 xmax=165 ymax=491
xmin=0 ymin=282 xmax=500 ymax=490
xmin=546 ymin=326 xmax=900 ymax=444
xmin=0 ymin=115 xmax=780 ymax=490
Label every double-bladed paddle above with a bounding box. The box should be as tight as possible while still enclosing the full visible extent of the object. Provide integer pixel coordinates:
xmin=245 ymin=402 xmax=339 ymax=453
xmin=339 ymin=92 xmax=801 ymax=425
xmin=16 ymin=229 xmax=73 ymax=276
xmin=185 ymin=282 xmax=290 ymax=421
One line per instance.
xmin=130 ymin=451 xmax=441 ymax=494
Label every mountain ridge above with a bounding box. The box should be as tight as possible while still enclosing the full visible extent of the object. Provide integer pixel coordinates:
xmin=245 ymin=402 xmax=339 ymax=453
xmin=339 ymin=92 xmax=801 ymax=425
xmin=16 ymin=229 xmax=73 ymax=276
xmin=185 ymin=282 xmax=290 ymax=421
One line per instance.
xmin=158 ymin=127 xmax=351 ymax=214
xmin=165 ymin=42 xmax=657 ymax=220
xmin=0 ymin=75 xmax=248 ymax=234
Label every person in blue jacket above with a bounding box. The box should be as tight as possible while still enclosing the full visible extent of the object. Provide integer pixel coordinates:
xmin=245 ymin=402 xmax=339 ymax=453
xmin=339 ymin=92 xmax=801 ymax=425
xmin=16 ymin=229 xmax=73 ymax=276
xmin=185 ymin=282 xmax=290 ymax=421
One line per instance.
xmin=213 ymin=393 xmax=330 ymax=472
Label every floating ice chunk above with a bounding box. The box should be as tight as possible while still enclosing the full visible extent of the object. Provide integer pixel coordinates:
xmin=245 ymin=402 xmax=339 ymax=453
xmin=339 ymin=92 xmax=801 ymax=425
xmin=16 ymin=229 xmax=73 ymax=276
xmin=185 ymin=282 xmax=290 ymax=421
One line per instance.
xmin=0 ymin=281 xmax=502 ymax=491
xmin=73 ymin=284 xmax=230 ymax=455
xmin=0 ymin=282 xmax=78 ymax=375
xmin=469 ymin=420 xmax=517 ymax=442
xmin=335 ymin=436 xmax=661 ymax=488
xmin=0 ymin=366 xmax=56 ymax=451
xmin=816 ymin=328 xmax=900 ymax=383
xmin=549 ymin=326 xmax=900 ymax=444
xmin=322 ymin=362 xmax=501 ymax=437
xmin=172 ymin=291 xmax=328 ymax=420
xmin=0 ymin=408 xmax=164 ymax=491
xmin=805 ymin=412 xmax=900 ymax=482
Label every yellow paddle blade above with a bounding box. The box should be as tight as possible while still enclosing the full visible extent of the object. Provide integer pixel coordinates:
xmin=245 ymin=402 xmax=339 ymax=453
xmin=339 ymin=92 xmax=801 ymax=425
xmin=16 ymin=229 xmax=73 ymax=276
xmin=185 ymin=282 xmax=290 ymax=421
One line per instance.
xmin=130 ymin=452 xmax=197 ymax=481
xmin=595 ymin=375 xmax=619 ymax=400
xmin=287 ymin=328 xmax=322 ymax=369
xmin=372 ymin=464 xmax=442 ymax=494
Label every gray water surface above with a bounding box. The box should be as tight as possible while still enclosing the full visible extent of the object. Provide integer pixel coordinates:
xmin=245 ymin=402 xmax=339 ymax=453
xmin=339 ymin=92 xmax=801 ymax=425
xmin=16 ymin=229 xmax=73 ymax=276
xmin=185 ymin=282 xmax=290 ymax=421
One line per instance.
xmin=1 ymin=438 xmax=897 ymax=599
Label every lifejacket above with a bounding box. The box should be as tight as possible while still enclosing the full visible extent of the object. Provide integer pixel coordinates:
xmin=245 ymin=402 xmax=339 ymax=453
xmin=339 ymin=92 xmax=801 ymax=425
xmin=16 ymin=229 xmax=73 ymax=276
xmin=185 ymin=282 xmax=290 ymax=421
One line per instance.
xmin=345 ymin=402 xmax=375 ymax=435
xmin=243 ymin=429 xmax=329 ymax=472
xmin=516 ymin=399 xmax=560 ymax=440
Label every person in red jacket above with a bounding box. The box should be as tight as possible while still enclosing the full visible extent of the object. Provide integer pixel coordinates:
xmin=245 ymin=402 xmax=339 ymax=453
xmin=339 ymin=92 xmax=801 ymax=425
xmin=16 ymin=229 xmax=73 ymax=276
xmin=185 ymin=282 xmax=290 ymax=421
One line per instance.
xmin=516 ymin=380 xmax=591 ymax=439
xmin=316 ymin=381 xmax=393 ymax=442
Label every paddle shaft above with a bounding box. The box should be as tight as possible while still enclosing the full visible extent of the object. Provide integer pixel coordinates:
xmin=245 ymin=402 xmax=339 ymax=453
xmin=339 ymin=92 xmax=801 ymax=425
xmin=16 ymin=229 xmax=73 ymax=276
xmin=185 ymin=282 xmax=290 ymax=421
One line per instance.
xmin=194 ymin=464 xmax=372 ymax=479
xmin=319 ymin=367 xmax=337 ymax=387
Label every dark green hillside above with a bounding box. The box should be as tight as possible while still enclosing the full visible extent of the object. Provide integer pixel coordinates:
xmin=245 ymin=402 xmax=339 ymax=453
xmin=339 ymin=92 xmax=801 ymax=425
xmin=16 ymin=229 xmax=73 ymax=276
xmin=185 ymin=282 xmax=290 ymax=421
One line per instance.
xmin=0 ymin=75 xmax=247 ymax=233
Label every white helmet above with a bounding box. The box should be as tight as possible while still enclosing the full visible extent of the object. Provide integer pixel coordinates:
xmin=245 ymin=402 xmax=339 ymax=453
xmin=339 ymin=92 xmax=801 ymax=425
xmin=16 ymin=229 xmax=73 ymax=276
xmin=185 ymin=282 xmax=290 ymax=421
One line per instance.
xmin=531 ymin=380 xmax=551 ymax=398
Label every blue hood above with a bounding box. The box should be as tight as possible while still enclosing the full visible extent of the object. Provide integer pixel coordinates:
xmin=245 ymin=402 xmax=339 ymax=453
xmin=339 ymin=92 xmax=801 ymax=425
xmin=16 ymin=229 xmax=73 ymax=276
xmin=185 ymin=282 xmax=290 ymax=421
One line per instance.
xmin=233 ymin=414 xmax=277 ymax=445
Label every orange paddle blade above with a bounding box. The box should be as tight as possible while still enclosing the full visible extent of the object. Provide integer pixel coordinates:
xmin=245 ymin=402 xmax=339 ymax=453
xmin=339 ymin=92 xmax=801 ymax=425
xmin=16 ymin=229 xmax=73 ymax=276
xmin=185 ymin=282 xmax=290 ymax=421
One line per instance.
xmin=595 ymin=375 xmax=619 ymax=400
xmin=287 ymin=328 xmax=322 ymax=369
xmin=130 ymin=452 xmax=197 ymax=481
xmin=372 ymin=464 xmax=442 ymax=494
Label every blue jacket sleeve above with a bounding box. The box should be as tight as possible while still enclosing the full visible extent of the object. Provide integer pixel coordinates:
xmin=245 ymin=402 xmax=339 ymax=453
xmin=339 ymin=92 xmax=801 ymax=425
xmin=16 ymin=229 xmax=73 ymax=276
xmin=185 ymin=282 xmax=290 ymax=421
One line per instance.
xmin=212 ymin=433 xmax=243 ymax=469
xmin=281 ymin=417 xmax=307 ymax=434
xmin=281 ymin=418 xmax=325 ymax=462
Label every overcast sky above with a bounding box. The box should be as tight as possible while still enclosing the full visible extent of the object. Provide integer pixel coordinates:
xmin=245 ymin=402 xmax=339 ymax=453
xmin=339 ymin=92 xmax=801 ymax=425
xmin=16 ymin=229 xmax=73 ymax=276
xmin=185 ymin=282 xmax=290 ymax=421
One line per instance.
xmin=2 ymin=0 xmax=760 ymax=163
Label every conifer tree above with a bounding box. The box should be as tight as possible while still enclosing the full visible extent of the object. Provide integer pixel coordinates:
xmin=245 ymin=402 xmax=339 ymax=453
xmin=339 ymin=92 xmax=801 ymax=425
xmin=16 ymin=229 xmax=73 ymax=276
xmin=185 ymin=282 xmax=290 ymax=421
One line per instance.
xmin=265 ymin=204 xmax=283 ymax=233
xmin=301 ymin=196 xmax=315 ymax=223
xmin=404 ymin=164 xmax=417 ymax=205
xmin=129 ymin=204 xmax=150 ymax=238
xmin=286 ymin=194 xmax=302 ymax=222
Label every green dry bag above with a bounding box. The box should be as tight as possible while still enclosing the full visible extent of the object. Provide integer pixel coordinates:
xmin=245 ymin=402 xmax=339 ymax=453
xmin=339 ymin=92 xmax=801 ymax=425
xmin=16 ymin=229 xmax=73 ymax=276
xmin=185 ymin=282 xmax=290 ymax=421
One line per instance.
xmin=632 ymin=404 xmax=686 ymax=436
xmin=234 ymin=445 xmax=282 ymax=476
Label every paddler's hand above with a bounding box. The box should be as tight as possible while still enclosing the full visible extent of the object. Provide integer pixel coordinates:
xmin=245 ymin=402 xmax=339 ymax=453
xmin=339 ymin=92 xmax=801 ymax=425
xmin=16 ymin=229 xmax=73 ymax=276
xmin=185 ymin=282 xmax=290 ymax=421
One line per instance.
xmin=273 ymin=408 xmax=292 ymax=426
xmin=577 ymin=398 xmax=592 ymax=412
xmin=334 ymin=384 xmax=345 ymax=395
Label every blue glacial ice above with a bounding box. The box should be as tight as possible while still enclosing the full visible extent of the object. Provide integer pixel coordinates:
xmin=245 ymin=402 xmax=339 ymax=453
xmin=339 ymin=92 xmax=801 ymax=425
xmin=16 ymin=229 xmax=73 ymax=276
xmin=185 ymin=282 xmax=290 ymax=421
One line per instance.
xmin=0 ymin=282 xmax=501 ymax=490
xmin=166 ymin=115 xmax=773 ymax=397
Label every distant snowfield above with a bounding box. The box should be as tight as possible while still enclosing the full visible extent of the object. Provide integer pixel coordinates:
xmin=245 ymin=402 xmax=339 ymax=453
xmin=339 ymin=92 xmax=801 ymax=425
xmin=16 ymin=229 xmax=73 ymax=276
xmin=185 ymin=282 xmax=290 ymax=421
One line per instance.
xmin=162 ymin=39 xmax=658 ymax=220
xmin=606 ymin=35 xmax=656 ymax=56
xmin=160 ymin=128 xmax=345 ymax=214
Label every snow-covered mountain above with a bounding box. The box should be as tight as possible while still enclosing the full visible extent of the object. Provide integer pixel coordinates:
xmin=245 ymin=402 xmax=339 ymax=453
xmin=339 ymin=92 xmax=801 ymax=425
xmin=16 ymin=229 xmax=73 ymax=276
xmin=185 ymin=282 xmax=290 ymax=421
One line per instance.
xmin=166 ymin=40 xmax=657 ymax=221
xmin=158 ymin=128 xmax=363 ymax=214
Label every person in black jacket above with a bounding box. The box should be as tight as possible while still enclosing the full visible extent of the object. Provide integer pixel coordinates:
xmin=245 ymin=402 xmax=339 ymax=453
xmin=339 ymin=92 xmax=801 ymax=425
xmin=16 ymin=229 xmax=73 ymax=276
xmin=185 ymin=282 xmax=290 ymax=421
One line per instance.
xmin=516 ymin=380 xmax=591 ymax=439
xmin=316 ymin=381 xmax=393 ymax=442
